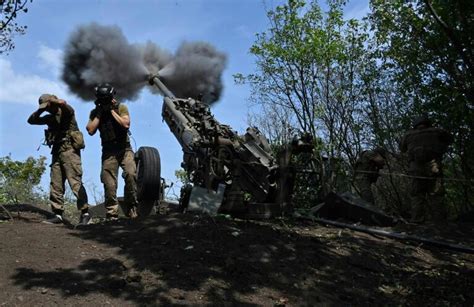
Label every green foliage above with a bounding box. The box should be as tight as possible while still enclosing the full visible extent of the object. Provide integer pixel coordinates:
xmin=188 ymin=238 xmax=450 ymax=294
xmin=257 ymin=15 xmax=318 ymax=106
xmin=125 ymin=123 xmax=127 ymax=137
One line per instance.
xmin=370 ymin=0 xmax=474 ymax=137
xmin=238 ymin=0 xmax=473 ymax=216
xmin=369 ymin=0 xmax=474 ymax=212
xmin=0 ymin=155 xmax=47 ymax=204
xmin=236 ymin=0 xmax=374 ymax=194
xmin=175 ymin=168 xmax=190 ymax=185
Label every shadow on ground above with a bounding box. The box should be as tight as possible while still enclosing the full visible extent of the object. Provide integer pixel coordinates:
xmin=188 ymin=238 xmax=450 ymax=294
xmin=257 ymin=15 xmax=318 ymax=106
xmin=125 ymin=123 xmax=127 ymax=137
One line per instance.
xmin=5 ymin=205 xmax=474 ymax=305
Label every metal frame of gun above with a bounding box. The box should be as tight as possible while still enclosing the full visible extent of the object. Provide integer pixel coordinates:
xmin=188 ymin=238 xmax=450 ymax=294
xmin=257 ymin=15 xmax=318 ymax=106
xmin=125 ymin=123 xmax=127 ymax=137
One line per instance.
xmin=146 ymin=75 xmax=313 ymax=217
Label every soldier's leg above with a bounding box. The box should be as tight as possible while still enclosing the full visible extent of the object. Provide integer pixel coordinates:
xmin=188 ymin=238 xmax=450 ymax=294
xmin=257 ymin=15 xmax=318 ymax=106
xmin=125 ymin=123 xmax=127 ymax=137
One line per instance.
xmin=60 ymin=150 xmax=89 ymax=212
xmin=120 ymin=149 xmax=139 ymax=217
xmin=409 ymin=171 xmax=430 ymax=223
xmin=49 ymin=158 xmax=66 ymax=215
xmin=101 ymin=152 xmax=120 ymax=218
xmin=354 ymin=176 xmax=374 ymax=204
xmin=409 ymin=162 xmax=431 ymax=223
xmin=427 ymin=175 xmax=447 ymax=222
xmin=410 ymin=179 xmax=426 ymax=223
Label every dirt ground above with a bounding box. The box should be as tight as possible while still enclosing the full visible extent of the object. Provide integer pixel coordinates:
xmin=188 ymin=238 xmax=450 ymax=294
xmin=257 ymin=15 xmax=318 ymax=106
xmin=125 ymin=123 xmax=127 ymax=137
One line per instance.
xmin=0 ymin=203 xmax=473 ymax=306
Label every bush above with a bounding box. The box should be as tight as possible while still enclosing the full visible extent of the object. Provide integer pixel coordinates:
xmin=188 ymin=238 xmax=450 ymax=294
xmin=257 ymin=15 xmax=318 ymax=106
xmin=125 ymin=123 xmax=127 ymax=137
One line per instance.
xmin=0 ymin=155 xmax=47 ymax=204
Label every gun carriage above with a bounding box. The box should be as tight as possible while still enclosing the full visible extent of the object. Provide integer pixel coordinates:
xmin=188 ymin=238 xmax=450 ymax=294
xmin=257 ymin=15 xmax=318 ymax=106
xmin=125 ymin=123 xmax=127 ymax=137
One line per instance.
xmin=135 ymin=75 xmax=312 ymax=218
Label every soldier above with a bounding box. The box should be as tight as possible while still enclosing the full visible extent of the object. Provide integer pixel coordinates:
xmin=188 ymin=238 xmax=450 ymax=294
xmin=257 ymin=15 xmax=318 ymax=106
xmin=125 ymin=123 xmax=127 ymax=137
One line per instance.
xmin=400 ymin=114 xmax=453 ymax=223
xmin=353 ymin=148 xmax=386 ymax=204
xmin=86 ymin=84 xmax=138 ymax=221
xmin=27 ymin=94 xmax=91 ymax=225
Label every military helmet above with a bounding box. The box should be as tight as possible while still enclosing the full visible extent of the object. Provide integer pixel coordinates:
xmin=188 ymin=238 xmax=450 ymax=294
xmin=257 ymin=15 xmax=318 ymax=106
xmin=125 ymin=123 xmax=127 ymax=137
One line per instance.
xmin=95 ymin=83 xmax=116 ymax=99
xmin=412 ymin=114 xmax=432 ymax=128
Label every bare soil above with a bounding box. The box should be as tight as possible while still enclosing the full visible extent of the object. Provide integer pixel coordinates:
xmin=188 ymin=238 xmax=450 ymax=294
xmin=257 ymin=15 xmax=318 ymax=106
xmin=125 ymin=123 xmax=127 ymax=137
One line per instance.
xmin=0 ymin=204 xmax=473 ymax=306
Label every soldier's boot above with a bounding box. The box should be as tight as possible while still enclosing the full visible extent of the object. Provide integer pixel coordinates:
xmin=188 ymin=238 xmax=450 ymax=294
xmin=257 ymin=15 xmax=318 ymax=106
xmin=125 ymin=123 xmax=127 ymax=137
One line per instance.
xmin=43 ymin=214 xmax=64 ymax=225
xmin=78 ymin=212 xmax=92 ymax=226
xmin=127 ymin=205 xmax=138 ymax=219
xmin=105 ymin=203 xmax=119 ymax=221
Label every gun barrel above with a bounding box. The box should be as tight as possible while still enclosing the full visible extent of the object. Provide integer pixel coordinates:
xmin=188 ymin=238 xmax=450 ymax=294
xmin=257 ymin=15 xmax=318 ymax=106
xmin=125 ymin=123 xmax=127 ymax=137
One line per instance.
xmin=149 ymin=75 xmax=175 ymax=99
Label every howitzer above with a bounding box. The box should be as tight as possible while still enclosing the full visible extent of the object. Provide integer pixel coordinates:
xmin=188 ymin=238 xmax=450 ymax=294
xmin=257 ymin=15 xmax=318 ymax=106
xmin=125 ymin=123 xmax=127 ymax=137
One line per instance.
xmin=136 ymin=75 xmax=312 ymax=218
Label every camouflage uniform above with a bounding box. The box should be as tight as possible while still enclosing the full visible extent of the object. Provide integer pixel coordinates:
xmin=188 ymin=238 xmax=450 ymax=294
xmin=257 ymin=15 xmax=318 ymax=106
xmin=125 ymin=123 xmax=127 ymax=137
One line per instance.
xmin=89 ymin=102 xmax=138 ymax=218
xmin=27 ymin=95 xmax=89 ymax=215
xmin=400 ymin=116 xmax=453 ymax=223
xmin=354 ymin=149 xmax=386 ymax=204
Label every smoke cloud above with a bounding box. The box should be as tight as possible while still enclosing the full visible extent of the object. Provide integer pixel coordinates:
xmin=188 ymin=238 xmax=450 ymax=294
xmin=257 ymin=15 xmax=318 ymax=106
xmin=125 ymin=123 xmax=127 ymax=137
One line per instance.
xmin=62 ymin=23 xmax=227 ymax=104
xmin=155 ymin=42 xmax=227 ymax=104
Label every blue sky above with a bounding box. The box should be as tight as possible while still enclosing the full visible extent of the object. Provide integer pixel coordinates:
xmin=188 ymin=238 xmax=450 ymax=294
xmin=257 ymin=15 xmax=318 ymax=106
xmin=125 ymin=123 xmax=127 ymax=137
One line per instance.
xmin=0 ymin=0 xmax=369 ymax=202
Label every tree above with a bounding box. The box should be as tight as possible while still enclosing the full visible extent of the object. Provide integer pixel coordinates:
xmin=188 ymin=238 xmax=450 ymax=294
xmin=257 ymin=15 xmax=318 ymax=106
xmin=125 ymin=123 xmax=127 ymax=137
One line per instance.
xmin=0 ymin=0 xmax=32 ymax=54
xmin=0 ymin=155 xmax=46 ymax=204
xmin=237 ymin=0 xmax=472 ymax=215
xmin=235 ymin=0 xmax=372 ymax=194
xmin=369 ymin=0 xmax=474 ymax=213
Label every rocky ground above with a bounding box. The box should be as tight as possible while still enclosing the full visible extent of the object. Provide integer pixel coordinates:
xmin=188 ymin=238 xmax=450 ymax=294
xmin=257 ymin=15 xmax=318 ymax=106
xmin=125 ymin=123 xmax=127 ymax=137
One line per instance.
xmin=0 ymin=203 xmax=473 ymax=306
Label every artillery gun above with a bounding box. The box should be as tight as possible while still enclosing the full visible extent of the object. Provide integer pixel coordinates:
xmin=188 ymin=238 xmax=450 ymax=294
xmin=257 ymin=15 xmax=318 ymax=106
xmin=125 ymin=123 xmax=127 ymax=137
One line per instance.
xmin=135 ymin=75 xmax=312 ymax=218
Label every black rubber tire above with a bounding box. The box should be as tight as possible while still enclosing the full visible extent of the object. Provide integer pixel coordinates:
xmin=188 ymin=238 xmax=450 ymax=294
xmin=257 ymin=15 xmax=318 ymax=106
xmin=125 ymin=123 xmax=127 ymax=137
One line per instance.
xmin=135 ymin=146 xmax=161 ymax=201
xmin=138 ymin=199 xmax=157 ymax=217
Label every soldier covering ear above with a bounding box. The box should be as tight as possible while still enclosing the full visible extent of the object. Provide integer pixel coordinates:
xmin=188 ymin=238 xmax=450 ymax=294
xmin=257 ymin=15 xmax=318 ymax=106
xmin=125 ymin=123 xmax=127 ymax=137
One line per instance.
xmin=27 ymin=94 xmax=91 ymax=225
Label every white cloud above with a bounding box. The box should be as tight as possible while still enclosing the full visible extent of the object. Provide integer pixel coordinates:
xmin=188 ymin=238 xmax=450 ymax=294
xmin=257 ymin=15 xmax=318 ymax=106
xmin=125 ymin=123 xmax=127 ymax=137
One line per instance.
xmin=0 ymin=57 xmax=68 ymax=105
xmin=37 ymin=45 xmax=63 ymax=76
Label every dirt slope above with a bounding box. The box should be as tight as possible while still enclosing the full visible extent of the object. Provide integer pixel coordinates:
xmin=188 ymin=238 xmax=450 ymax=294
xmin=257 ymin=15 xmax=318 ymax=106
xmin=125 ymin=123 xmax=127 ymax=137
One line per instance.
xmin=0 ymin=205 xmax=473 ymax=306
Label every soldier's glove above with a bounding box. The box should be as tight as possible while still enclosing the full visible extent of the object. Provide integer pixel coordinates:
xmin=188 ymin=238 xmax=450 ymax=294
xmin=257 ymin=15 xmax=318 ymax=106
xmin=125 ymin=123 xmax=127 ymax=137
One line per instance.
xmin=101 ymin=103 xmax=112 ymax=114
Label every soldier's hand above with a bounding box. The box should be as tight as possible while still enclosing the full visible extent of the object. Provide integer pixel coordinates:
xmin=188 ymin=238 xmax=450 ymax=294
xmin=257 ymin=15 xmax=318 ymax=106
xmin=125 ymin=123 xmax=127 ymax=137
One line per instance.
xmin=101 ymin=103 xmax=112 ymax=113
xmin=38 ymin=102 xmax=49 ymax=112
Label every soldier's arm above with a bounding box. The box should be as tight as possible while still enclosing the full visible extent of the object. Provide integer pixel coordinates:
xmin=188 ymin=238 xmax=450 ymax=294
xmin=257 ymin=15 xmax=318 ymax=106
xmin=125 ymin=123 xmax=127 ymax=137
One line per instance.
xmin=27 ymin=108 xmax=51 ymax=125
xmin=111 ymin=100 xmax=130 ymax=129
xmin=86 ymin=109 xmax=100 ymax=135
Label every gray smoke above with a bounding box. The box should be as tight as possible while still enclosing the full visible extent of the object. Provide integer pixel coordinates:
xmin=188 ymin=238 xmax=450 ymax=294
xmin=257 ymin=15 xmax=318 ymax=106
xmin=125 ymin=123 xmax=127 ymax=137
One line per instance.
xmin=62 ymin=23 xmax=227 ymax=104
xmin=156 ymin=42 xmax=227 ymax=103
xmin=62 ymin=23 xmax=149 ymax=101
xmin=140 ymin=41 xmax=173 ymax=77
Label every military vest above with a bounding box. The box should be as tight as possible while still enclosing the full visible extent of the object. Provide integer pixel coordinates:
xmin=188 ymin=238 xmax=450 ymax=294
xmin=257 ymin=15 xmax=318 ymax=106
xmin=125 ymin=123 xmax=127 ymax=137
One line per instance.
xmin=98 ymin=103 xmax=130 ymax=151
xmin=47 ymin=107 xmax=79 ymax=154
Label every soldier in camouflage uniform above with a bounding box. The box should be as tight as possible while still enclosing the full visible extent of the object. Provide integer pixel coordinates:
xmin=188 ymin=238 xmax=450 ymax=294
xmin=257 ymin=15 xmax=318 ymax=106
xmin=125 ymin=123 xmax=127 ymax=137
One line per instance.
xmin=400 ymin=115 xmax=453 ymax=223
xmin=353 ymin=148 xmax=386 ymax=204
xmin=86 ymin=84 xmax=138 ymax=220
xmin=28 ymin=94 xmax=91 ymax=225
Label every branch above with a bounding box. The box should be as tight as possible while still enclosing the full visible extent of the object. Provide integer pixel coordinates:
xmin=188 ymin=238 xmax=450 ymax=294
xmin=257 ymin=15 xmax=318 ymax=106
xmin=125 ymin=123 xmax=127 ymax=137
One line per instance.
xmin=0 ymin=204 xmax=14 ymax=221
xmin=1 ymin=0 xmax=29 ymax=31
xmin=423 ymin=0 xmax=474 ymax=78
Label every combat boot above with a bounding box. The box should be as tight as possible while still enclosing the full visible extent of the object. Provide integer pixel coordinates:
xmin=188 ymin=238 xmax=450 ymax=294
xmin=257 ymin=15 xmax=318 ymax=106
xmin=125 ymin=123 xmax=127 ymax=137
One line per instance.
xmin=42 ymin=214 xmax=64 ymax=225
xmin=78 ymin=212 xmax=92 ymax=226
xmin=128 ymin=205 xmax=138 ymax=219
xmin=106 ymin=214 xmax=119 ymax=222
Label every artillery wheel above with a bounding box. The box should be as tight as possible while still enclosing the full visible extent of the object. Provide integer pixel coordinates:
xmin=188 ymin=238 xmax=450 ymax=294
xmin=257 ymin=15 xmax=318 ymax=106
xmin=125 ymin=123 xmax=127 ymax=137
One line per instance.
xmin=135 ymin=146 xmax=161 ymax=203
xmin=138 ymin=199 xmax=157 ymax=217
